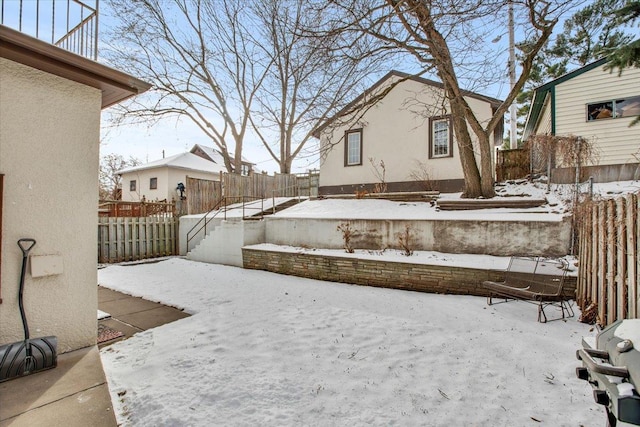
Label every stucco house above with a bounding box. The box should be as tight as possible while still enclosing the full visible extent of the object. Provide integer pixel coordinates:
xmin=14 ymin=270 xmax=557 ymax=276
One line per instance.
xmin=118 ymin=144 xmax=255 ymax=203
xmin=523 ymin=58 xmax=640 ymax=182
xmin=314 ymin=71 xmax=503 ymax=195
xmin=118 ymin=151 xmax=227 ymax=203
xmin=0 ymin=25 xmax=150 ymax=353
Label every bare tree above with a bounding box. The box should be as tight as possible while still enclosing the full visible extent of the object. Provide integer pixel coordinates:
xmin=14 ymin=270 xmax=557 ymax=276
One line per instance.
xmin=99 ymin=153 xmax=141 ymax=200
xmin=312 ymin=0 xmax=572 ymax=198
xmin=104 ymin=0 xmax=269 ymax=174
xmin=246 ymin=0 xmax=383 ymax=173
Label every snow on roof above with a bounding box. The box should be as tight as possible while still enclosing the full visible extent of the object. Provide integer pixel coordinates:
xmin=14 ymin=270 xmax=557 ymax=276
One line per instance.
xmin=117 ymin=152 xmax=227 ymax=175
xmin=191 ymin=144 xmax=254 ymax=165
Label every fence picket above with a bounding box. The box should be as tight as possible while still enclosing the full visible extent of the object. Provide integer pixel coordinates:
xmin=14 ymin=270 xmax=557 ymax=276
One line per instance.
xmin=98 ymin=216 xmax=178 ymax=263
xmin=616 ymin=197 xmax=627 ymax=319
xmin=630 ymin=194 xmax=639 ymax=318
xmin=597 ymin=202 xmax=607 ymax=324
xmin=606 ymin=200 xmax=616 ymax=324
xmin=576 ymin=192 xmax=639 ymax=325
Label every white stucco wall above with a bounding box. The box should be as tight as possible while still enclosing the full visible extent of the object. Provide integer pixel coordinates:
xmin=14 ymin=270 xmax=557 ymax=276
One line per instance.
xmin=0 ymin=58 xmax=101 ymax=353
xmin=319 ymin=77 xmax=495 ymax=189
xmin=121 ymin=167 xmax=219 ymax=202
xmin=554 ymin=65 xmax=640 ymax=166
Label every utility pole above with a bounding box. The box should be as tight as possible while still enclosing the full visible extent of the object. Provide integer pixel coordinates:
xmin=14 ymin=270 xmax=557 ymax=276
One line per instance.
xmin=509 ymin=0 xmax=517 ymax=149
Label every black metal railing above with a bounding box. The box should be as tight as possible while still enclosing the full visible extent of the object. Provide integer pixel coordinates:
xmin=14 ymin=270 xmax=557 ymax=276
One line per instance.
xmin=1 ymin=0 xmax=98 ymax=59
xmin=186 ymin=196 xmax=266 ymax=252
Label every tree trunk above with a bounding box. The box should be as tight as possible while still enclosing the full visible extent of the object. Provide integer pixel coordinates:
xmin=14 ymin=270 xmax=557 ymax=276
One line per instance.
xmin=448 ymin=96 xmax=482 ymax=198
xmin=477 ymin=131 xmax=496 ymax=198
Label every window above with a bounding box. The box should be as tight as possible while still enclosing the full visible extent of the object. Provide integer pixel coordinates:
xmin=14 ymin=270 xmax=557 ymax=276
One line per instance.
xmin=344 ymin=129 xmax=363 ymax=166
xmin=587 ymin=95 xmax=640 ymax=121
xmin=241 ymin=164 xmax=250 ymax=176
xmin=129 ymin=180 xmax=136 ymax=191
xmin=429 ymin=116 xmax=453 ymax=158
xmin=150 ymin=177 xmax=158 ymax=190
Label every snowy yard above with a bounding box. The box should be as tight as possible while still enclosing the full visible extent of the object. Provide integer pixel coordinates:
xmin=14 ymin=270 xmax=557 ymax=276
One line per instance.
xmin=99 ymin=257 xmax=602 ymax=426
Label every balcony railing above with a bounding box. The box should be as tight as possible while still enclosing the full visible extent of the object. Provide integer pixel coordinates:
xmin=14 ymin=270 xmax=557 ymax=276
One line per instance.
xmin=1 ymin=0 xmax=98 ymax=60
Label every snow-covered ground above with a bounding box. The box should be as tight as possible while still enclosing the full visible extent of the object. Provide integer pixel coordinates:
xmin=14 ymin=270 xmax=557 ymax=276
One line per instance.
xmin=99 ymin=180 xmax=639 ymax=426
xmin=100 ymin=258 xmax=601 ymax=426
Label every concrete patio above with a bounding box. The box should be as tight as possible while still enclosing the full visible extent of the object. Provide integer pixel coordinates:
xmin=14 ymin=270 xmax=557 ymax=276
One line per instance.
xmin=0 ymin=286 xmax=190 ymax=426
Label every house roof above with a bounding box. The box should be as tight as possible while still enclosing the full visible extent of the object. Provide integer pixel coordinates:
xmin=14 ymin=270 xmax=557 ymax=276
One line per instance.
xmin=312 ymin=70 xmax=504 ymax=138
xmin=190 ymin=144 xmax=254 ymax=165
xmin=0 ymin=25 xmax=151 ymax=109
xmin=523 ymin=58 xmax=608 ymax=140
xmin=117 ymin=152 xmax=227 ymax=175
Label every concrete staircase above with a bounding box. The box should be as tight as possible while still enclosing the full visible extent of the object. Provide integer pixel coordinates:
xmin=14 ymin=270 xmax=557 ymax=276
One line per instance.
xmin=186 ymin=197 xmax=303 ymax=266
xmin=187 ymin=219 xmax=265 ymax=267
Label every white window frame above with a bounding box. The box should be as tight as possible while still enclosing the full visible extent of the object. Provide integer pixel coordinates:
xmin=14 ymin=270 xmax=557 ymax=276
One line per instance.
xmin=429 ymin=116 xmax=452 ymax=159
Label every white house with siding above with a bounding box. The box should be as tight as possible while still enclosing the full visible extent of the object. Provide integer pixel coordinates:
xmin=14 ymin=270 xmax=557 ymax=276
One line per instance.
xmin=523 ymin=58 xmax=640 ymax=182
xmin=314 ymin=71 xmax=503 ymax=195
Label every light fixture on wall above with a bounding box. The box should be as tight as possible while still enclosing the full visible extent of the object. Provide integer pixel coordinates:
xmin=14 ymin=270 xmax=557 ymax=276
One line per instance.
xmin=176 ymin=182 xmax=186 ymax=200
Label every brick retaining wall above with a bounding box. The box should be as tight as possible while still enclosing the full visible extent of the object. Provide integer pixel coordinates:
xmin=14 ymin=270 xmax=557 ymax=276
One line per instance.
xmin=242 ymin=247 xmax=576 ymax=297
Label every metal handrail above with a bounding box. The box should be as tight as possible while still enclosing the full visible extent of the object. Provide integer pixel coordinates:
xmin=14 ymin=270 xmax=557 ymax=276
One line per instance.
xmin=186 ymin=197 xmax=227 ymax=251
xmin=271 ymin=183 xmax=302 ymax=214
xmin=185 ymin=195 xmax=268 ymax=251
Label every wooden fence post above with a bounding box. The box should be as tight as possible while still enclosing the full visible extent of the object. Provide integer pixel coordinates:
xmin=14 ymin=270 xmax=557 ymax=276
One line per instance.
xmin=616 ymin=197 xmax=627 ymax=319
xmin=606 ymin=200 xmax=616 ymax=325
xmin=597 ymin=202 xmax=606 ymax=324
xmin=628 ymin=193 xmax=639 ymax=318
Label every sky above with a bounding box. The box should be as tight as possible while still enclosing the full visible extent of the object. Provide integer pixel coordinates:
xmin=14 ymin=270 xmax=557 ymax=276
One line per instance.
xmin=93 ymin=1 xmax=588 ymax=174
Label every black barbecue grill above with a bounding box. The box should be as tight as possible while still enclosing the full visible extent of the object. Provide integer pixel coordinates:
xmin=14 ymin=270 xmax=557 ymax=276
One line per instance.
xmin=576 ymin=319 xmax=640 ymax=426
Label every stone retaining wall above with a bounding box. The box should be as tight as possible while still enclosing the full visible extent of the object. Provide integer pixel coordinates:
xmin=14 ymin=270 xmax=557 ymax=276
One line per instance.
xmin=242 ymin=247 xmax=577 ymax=298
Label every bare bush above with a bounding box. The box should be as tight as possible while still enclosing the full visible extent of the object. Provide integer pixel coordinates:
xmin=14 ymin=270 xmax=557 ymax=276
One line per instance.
xmin=369 ymin=157 xmax=387 ymax=194
xmin=396 ymin=224 xmax=416 ymax=256
xmin=409 ymin=160 xmax=437 ymax=191
xmin=337 ymin=222 xmax=357 ymax=253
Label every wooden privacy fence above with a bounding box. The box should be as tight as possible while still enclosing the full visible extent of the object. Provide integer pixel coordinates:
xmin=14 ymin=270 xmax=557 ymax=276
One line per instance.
xmin=186 ymin=177 xmax=222 ymax=215
xmin=185 ymin=171 xmax=320 ymax=214
xmin=576 ymin=192 xmax=639 ymax=326
xmin=98 ymin=217 xmax=178 ymax=263
xmin=496 ymin=148 xmax=530 ymax=181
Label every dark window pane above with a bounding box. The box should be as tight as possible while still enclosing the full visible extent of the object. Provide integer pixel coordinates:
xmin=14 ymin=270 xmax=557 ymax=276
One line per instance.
xmin=587 ymin=102 xmax=613 ymax=121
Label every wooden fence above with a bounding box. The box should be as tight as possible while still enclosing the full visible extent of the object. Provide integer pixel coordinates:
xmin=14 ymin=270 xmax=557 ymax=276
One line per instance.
xmin=98 ymin=199 xmax=175 ymax=218
xmin=98 ymin=217 xmax=178 ymax=263
xmin=576 ymin=192 xmax=639 ymax=326
xmin=496 ymin=148 xmax=530 ymax=181
xmin=186 ymin=177 xmax=222 ymax=215
xmin=185 ymin=170 xmax=319 ymax=214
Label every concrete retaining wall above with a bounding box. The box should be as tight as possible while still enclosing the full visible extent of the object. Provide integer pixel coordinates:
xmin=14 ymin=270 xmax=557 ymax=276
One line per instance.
xmin=242 ymin=246 xmax=578 ymax=297
xmin=264 ymin=217 xmax=572 ymax=257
